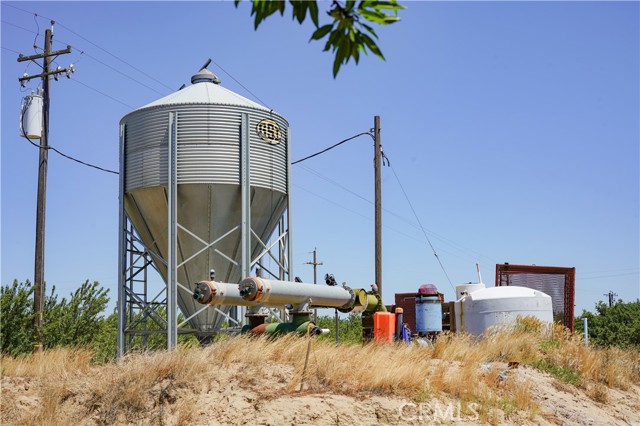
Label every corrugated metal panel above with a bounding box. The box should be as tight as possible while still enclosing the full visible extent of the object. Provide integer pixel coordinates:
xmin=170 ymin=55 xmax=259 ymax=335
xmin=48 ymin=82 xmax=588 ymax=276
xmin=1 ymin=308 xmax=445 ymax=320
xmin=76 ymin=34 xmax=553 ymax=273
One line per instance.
xmin=249 ymin=112 xmax=288 ymax=193
xmin=124 ymin=109 xmax=169 ymax=192
xmin=176 ymin=105 xmax=241 ymax=185
xmin=123 ymin=104 xmax=288 ymax=192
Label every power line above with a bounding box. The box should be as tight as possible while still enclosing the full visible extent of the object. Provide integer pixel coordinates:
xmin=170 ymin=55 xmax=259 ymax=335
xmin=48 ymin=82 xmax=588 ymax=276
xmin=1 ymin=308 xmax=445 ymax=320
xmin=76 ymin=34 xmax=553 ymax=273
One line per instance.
xmin=1 ymin=19 xmax=37 ymax=34
xmin=296 ymin=163 xmax=497 ymax=264
xmin=70 ymin=78 xmax=134 ymax=108
xmin=292 ymin=132 xmax=374 ymax=165
xmin=20 ymin=97 xmax=119 ymax=175
xmin=3 ymin=2 xmax=174 ymax=92
xmin=49 ymin=145 xmax=118 ymax=175
xmin=73 ymin=50 xmax=166 ymax=96
xmin=32 ymin=13 xmax=41 ymax=53
xmin=1 ymin=45 xmax=22 ymax=55
xmin=211 ymin=59 xmax=270 ymax=109
xmin=4 ymin=18 xmax=165 ymax=97
xmin=293 ymin=183 xmax=475 ymax=263
xmin=388 ymin=162 xmax=455 ymax=291
xmin=579 ymin=272 xmax=639 ymax=280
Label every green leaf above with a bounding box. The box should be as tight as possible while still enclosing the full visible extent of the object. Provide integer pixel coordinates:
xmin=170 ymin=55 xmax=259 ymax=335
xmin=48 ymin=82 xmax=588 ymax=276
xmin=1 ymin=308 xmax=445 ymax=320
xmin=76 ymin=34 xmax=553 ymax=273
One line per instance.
xmin=361 ymin=33 xmax=385 ymax=60
xmin=252 ymin=0 xmax=286 ymax=29
xmin=310 ymin=24 xmax=334 ymax=41
xmin=359 ymin=9 xmax=387 ymax=25
xmin=353 ymin=41 xmax=361 ymax=63
xmin=370 ymin=1 xmax=405 ymax=12
xmin=308 ymin=1 xmax=319 ymax=27
xmin=239 ymin=0 xmax=403 ymax=77
xmin=333 ymin=54 xmax=342 ymax=78
xmin=360 ymin=22 xmax=378 ymax=38
xmin=290 ymin=0 xmax=306 ymax=23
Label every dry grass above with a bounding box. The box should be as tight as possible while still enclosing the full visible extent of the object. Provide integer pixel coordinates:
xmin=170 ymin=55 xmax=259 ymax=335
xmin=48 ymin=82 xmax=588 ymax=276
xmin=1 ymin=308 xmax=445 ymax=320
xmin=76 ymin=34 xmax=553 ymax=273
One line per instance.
xmin=1 ymin=322 xmax=639 ymax=425
xmin=1 ymin=346 xmax=94 ymax=377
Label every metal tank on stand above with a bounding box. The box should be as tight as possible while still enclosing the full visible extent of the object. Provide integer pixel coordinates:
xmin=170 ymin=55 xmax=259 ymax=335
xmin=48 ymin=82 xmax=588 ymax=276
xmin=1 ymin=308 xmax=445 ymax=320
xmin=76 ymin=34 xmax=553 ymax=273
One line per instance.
xmin=117 ymin=63 xmax=293 ymax=354
xmin=415 ymin=284 xmax=442 ymax=338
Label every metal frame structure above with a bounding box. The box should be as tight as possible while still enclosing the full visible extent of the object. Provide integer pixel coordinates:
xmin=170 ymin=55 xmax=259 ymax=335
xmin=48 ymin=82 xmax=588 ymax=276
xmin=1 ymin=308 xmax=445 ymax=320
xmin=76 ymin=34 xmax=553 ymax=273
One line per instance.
xmin=117 ymin=113 xmax=294 ymax=356
xmin=495 ymin=263 xmax=575 ymax=331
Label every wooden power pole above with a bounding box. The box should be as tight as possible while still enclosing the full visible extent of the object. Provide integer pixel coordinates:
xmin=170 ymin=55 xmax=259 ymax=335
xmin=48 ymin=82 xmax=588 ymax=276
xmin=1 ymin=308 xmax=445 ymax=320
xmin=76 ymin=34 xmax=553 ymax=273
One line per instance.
xmin=305 ymin=248 xmax=323 ymax=322
xmin=374 ymin=116 xmax=382 ymax=298
xmin=18 ymin=22 xmax=73 ymax=352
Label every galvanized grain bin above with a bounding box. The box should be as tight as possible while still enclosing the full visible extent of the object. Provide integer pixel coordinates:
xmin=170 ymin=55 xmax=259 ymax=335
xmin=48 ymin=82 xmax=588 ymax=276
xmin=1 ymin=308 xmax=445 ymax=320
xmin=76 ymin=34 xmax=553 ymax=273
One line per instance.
xmin=119 ymin=68 xmax=289 ymax=333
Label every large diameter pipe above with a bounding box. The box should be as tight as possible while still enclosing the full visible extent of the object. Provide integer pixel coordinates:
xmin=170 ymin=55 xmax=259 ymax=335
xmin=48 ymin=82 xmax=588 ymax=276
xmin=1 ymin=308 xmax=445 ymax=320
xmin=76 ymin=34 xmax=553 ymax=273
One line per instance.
xmin=239 ymin=277 xmax=354 ymax=310
xmin=193 ymin=281 xmax=280 ymax=308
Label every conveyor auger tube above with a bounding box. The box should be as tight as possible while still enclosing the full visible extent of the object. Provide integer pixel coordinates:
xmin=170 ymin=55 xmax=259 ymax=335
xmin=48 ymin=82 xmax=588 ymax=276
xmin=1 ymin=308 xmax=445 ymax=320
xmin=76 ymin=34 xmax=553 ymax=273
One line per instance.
xmin=193 ymin=280 xmax=280 ymax=308
xmin=238 ymin=277 xmax=355 ymax=310
xmin=193 ymin=277 xmax=384 ymax=314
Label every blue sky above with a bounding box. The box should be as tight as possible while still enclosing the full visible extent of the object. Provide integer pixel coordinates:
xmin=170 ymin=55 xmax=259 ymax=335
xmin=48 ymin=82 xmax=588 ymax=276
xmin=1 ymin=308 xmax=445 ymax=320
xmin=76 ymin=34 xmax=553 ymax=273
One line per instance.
xmin=2 ymin=1 xmax=638 ymax=317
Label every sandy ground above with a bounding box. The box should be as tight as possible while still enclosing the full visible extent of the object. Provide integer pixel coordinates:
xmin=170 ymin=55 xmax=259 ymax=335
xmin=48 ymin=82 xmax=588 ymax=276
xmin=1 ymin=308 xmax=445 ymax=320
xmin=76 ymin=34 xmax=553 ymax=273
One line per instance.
xmin=2 ymin=361 xmax=639 ymax=425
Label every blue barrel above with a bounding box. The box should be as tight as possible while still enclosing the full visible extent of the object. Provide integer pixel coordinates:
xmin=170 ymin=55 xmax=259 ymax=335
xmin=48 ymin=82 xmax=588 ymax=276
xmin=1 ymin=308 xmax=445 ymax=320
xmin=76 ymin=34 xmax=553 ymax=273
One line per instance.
xmin=416 ymin=295 xmax=442 ymax=334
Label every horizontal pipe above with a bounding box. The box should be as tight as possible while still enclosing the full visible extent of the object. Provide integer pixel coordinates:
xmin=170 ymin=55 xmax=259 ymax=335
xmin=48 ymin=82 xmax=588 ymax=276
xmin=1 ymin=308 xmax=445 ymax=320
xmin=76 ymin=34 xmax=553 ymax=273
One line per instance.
xmin=239 ymin=277 xmax=355 ymax=310
xmin=193 ymin=278 xmax=384 ymax=313
xmin=193 ymin=281 xmax=281 ymax=308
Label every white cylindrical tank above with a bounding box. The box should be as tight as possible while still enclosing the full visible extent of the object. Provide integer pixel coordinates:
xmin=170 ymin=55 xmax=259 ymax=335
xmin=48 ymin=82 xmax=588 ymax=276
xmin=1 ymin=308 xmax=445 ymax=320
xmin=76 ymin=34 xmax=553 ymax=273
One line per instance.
xmin=455 ymin=282 xmax=485 ymax=300
xmin=20 ymin=92 xmax=43 ymax=139
xmin=454 ymin=286 xmax=553 ymax=335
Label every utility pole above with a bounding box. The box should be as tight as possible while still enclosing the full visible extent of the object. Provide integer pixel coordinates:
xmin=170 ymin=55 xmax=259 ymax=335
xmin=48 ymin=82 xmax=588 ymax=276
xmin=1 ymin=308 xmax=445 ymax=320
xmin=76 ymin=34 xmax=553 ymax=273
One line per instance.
xmin=17 ymin=21 xmax=73 ymax=352
xmin=604 ymin=291 xmax=618 ymax=307
xmin=304 ymin=248 xmax=323 ymax=322
xmin=374 ymin=115 xmax=382 ymax=298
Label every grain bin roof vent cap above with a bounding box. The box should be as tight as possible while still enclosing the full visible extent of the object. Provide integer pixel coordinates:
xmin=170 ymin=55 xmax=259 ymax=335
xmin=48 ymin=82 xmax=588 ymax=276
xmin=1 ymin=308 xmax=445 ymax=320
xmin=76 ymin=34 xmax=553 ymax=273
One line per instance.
xmin=191 ymin=67 xmax=221 ymax=85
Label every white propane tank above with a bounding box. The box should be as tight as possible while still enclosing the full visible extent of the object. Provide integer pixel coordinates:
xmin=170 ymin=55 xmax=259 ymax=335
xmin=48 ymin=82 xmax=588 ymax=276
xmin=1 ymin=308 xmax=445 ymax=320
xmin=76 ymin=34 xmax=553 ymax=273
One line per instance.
xmin=20 ymin=91 xmax=43 ymax=139
xmin=454 ymin=286 xmax=553 ymax=335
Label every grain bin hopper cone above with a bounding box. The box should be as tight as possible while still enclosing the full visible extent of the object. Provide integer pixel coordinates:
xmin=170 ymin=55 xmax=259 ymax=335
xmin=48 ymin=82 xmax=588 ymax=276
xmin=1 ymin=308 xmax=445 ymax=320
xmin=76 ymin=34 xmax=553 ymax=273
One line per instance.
xmin=117 ymin=63 xmax=292 ymax=351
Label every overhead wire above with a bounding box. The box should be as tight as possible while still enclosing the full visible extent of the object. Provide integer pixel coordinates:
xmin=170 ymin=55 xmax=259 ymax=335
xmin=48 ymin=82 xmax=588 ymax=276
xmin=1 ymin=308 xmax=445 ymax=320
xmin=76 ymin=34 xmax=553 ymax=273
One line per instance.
xmin=3 ymin=18 xmax=159 ymax=96
xmin=291 ymin=129 xmax=490 ymax=281
xmin=70 ymin=78 xmax=134 ymax=109
xmin=387 ymin=161 xmax=455 ymax=291
xmin=49 ymin=145 xmax=118 ymax=175
xmin=19 ymin=89 xmax=119 ymax=175
xmin=578 ymin=271 xmax=639 ymax=281
xmin=1 ymin=45 xmax=22 ymax=55
xmin=297 ymin=163 xmax=498 ymax=264
xmin=294 ymin=183 xmax=481 ymax=263
xmin=210 ymin=59 xmax=270 ymax=109
xmin=3 ymin=2 xmax=174 ymax=92
xmin=1 ymin=19 xmax=38 ymax=35
xmin=292 ymin=132 xmax=373 ymax=165
xmin=3 ymin=16 xmax=168 ymax=97
xmin=71 ymin=49 xmax=167 ymax=96
xmin=32 ymin=12 xmax=40 ymax=53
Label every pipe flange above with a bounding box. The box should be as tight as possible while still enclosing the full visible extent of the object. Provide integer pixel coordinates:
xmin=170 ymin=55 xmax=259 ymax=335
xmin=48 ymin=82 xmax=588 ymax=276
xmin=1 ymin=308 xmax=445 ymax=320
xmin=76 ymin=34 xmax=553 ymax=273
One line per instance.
xmin=338 ymin=285 xmax=355 ymax=313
